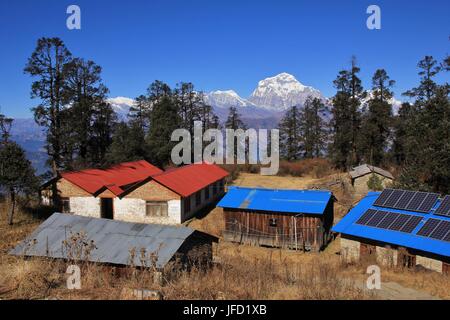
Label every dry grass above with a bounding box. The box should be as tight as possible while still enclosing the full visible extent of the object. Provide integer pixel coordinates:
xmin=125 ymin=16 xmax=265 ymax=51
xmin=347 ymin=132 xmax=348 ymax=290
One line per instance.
xmin=1 ymin=171 xmax=449 ymax=300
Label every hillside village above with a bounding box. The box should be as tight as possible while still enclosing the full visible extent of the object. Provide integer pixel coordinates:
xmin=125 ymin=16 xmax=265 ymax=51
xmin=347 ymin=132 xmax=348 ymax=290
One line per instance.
xmin=0 ymin=33 xmax=449 ymax=300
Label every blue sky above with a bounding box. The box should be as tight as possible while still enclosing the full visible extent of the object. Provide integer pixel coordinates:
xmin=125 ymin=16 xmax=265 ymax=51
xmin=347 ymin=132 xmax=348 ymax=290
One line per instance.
xmin=0 ymin=0 xmax=449 ymax=118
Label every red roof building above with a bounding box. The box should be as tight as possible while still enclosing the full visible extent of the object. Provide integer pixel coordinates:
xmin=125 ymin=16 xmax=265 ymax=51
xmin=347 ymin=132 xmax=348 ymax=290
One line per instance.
xmin=41 ymin=160 xmax=228 ymax=225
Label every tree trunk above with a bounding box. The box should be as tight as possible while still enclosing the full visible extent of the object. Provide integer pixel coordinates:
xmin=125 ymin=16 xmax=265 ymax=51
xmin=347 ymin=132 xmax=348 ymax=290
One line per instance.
xmin=8 ymin=189 xmax=15 ymax=225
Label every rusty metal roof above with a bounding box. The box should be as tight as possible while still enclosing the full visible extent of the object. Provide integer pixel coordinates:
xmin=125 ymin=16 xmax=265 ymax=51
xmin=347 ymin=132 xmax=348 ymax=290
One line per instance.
xmin=9 ymin=213 xmax=216 ymax=268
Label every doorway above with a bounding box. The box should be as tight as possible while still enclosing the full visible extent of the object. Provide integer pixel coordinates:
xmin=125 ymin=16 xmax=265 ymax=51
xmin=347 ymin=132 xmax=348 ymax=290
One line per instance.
xmin=101 ymin=198 xmax=114 ymax=219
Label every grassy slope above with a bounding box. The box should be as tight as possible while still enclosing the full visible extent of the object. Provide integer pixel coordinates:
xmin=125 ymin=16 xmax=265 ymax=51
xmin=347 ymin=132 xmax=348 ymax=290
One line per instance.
xmin=0 ymin=171 xmax=449 ymax=300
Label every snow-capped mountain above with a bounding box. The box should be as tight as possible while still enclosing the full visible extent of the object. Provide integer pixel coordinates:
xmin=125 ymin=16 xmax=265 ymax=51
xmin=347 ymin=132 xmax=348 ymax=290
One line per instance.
xmin=248 ymin=72 xmax=325 ymax=111
xmin=360 ymin=90 xmax=403 ymax=116
xmin=204 ymin=90 xmax=255 ymax=109
xmin=108 ymin=96 xmax=135 ymax=119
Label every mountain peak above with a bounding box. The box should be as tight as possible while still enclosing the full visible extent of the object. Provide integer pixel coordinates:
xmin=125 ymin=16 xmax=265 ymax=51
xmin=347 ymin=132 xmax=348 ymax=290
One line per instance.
xmin=248 ymin=72 xmax=322 ymax=110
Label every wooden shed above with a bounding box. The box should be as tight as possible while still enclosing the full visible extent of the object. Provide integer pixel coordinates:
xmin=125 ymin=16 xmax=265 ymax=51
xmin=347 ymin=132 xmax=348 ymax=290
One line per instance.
xmin=218 ymin=187 xmax=334 ymax=251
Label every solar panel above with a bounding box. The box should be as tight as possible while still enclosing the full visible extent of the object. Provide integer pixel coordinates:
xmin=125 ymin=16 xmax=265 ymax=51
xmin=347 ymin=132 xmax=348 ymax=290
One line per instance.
xmin=355 ymin=209 xmax=422 ymax=234
xmin=429 ymin=220 xmax=450 ymax=240
xmin=417 ymin=193 xmax=439 ymax=212
xmin=384 ymin=190 xmax=404 ymax=208
xmin=400 ymin=216 xmax=423 ymax=233
xmin=366 ymin=211 xmax=389 ymax=227
xmin=395 ymin=190 xmax=416 ymax=210
xmin=388 ymin=214 xmax=411 ymax=231
xmin=444 ymin=230 xmax=450 ymax=242
xmin=405 ymin=192 xmax=428 ymax=212
xmin=435 ymin=195 xmax=450 ymax=217
xmin=373 ymin=189 xmax=394 ymax=207
xmin=377 ymin=212 xmax=399 ymax=229
xmin=355 ymin=209 xmax=378 ymax=225
xmin=416 ymin=218 xmax=440 ymax=237
xmin=373 ymin=188 xmax=438 ymax=213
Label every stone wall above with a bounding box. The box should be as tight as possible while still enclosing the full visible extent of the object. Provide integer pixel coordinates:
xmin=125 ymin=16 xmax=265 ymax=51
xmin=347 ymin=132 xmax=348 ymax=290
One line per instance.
xmin=341 ymin=236 xmax=445 ymax=273
xmin=113 ymin=198 xmax=181 ymax=224
xmin=376 ymin=246 xmax=397 ymax=267
xmin=340 ymin=237 xmax=360 ymax=263
xmin=416 ymin=255 xmax=443 ymax=273
xmin=69 ymin=197 xmax=101 ymax=217
xmin=353 ymin=173 xmax=393 ymax=196
xmin=124 ymin=180 xmax=180 ymax=201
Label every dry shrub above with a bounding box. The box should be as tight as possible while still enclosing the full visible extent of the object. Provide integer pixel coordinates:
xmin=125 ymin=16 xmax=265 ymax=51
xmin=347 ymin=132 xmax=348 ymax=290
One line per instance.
xmin=278 ymin=159 xmax=334 ymax=178
xmin=161 ymin=247 xmax=369 ymax=300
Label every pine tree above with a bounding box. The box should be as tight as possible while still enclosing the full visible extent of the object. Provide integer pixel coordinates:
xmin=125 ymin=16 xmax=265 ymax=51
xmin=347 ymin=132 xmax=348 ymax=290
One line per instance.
xmin=0 ymin=113 xmax=13 ymax=142
xmin=107 ymin=121 xmax=147 ymax=164
xmin=64 ymin=58 xmax=113 ymax=168
xmin=279 ymin=106 xmax=302 ymax=160
xmin=329 ymin=57 xmax=365 ymax=169
xmin=24 ymin=37 xmax=73 ymax=174
xmin=300 ymin=97 xmax=327 ymax=158
xmin=128 ymin=95 xmax=151 ymax=132
xmin=391 ymin=102 xmax=415 ymax=165
xmin=89 ymin=101 xmax=117 ymax=165
xmin=0 ymin=117 xmax=38 ymax=225
xmin=359 ymin=69 xmax=394 ymax=166
xmin=225 ymin=106 xmax=246 ymax=130
xmin=146 ymin=93 xmax=181 ymax=167
xmin=395 ymin=56 xmax=450 ymax=193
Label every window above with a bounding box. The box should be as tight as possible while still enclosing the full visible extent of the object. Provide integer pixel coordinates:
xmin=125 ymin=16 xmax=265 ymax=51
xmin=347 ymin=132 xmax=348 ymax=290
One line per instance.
xmin=61 ymin=197 xmax=70 ymax=213
xmin=205 ymin=187 xmax=210 ymax=200
xmin=195 ymin=191 xmax=201 ymax=207
xmin=269 ymin=218 xmax=277 ymax=227
xmin=146 ymin=201 xmax=168 ymax=217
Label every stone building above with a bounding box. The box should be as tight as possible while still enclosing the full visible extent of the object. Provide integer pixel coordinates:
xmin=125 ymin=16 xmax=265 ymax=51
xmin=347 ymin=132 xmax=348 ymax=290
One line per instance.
xmin=333 ymin=190 xmax=450 ymax=274
xmin=41 ymin=160 xmax=228 ymax=224
xmin=349 ymin=164 xmax=394 ymax=196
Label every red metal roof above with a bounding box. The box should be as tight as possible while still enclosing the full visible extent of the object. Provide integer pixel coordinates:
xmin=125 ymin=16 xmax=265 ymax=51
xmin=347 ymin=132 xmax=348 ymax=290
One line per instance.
xmin=60 ymin=160 xmax=163 ymax=196
xmin=152 ymin=163 xmax=229 ymax=197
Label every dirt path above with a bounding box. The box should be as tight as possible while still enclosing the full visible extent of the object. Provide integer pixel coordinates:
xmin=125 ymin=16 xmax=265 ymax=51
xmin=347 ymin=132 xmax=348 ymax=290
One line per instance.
xmin=351 ymin=279 xmax=441 ymax=300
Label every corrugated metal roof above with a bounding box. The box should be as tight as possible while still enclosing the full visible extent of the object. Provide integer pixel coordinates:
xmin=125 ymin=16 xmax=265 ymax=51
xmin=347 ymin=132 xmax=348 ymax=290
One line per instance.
xmin=59 ymin=160 xmax=163 ymax=196
xmin=217 ymin=186 xmax=332 ymax=215
xmin=332 ymin=192 xmax=450 ymax=257
xmin=349 ymin=164 xmax=394 ymax=180
xmin=152 ymin=163 xmax=229 ymax=197
xmin=9 ymin=213 xmax=216 ymax=268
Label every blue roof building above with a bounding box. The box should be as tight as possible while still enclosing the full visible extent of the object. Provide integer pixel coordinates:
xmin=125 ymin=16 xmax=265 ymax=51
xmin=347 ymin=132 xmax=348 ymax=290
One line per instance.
xmin=218 ymin=187 xmax=334 ymax=251
xmin=332 ymin=191 xmax=450 ymax=273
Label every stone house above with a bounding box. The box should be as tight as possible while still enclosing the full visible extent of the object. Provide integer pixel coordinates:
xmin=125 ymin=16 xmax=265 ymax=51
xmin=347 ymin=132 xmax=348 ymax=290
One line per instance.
xmin=349 ymin=164 xmax=394 ymax=195
xmin=41 ymin=160 xmax=228 ymax=224
xmin=332 ymin=190 xmax=450 ymax=274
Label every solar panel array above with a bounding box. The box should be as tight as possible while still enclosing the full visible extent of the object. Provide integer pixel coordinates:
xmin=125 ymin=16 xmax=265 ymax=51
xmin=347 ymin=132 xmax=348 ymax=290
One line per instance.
xmin=416 ymin=218 xmax=450 ymax=242
xmin=355 ymin=209 xmax=423 ymax=234
xmin=435 ymin=195 xmax=450 ymax=217
xmin=373 ymin=189 xmax=439 ymax=213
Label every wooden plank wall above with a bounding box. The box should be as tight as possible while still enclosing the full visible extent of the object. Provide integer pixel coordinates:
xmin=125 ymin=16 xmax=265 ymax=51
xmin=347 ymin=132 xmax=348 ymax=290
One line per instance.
xmin=223 ymin=208 xmax=325 ymax=251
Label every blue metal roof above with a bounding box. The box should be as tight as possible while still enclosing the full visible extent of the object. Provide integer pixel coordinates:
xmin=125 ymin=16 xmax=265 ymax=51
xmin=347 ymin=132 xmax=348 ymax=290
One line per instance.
xmin=332 ymin=192 xmax=450 ymax=257
xmin=217 ymin=186 xmax=332 ymax=215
